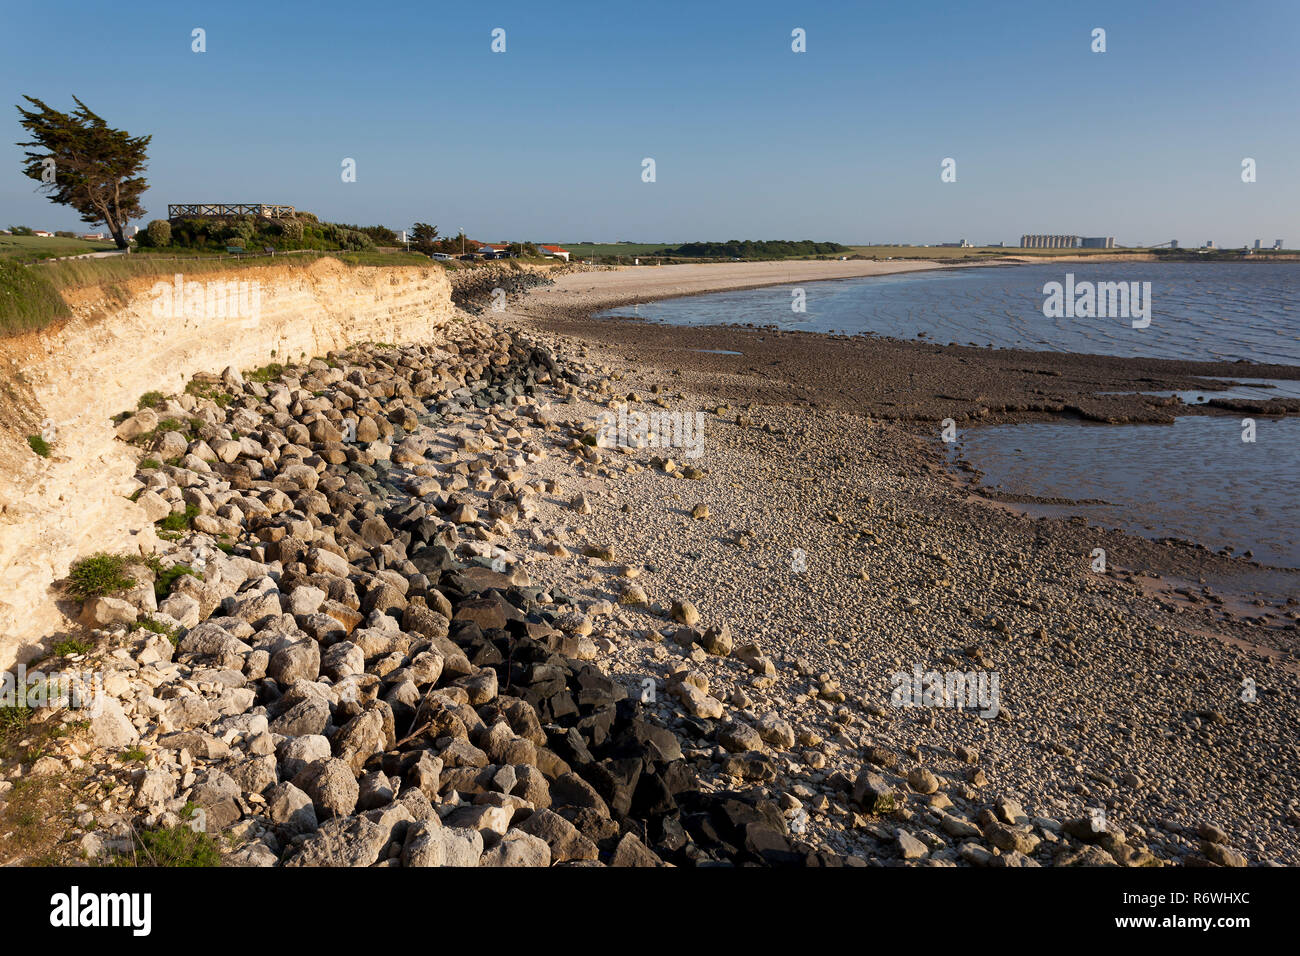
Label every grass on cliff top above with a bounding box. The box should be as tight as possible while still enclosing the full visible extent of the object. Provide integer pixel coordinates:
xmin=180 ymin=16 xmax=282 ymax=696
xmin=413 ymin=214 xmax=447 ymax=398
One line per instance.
xmin=0 ymin=259 xmax=71 ymax=335
xmin=35 ymin=248 xmax=435 ymax=291
xmin=0 ymin=234 xmax=117 ymax=262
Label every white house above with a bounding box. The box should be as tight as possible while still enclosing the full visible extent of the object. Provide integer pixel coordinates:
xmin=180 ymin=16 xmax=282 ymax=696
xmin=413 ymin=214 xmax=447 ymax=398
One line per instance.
xmin=538 ymin=244 xmax=570 ymax=262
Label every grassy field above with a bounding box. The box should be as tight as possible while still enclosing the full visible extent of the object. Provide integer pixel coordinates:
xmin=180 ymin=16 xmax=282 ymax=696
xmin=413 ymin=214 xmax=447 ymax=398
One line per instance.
xmin=0 ymin=234 xmax=119 ymax=262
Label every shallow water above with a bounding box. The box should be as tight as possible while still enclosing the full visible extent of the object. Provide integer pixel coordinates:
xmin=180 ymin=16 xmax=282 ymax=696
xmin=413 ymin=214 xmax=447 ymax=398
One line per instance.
xmin=947 ymin=417 xmax=1300 ymax=568
xmin=1098 ymin=377 xmax=1300 ymax=404
xmin=602 ymin=263 xmax=1300 ymax=566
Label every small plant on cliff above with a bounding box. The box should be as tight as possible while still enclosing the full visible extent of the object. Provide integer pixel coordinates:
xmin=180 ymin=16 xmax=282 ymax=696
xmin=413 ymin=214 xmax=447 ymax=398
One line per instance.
xmin=247 ymin=363 xmax=284 ymax=383
xmin=27 ymin=434 xmax=51 ymax=457
xmin=184 ymin=380 xmax=230 ymax=408
xmin=65 ymin=553 xmax=136 ymax=598
xmin=108 ymin=817 xmax=221 ymax=868
xmin=50 ymin=637 xmax=93 ymax=657
xmin=138 ymin=458 xmax=161 ymax=470
xmin=136 ymin=390 xmax=164 ymax=409
xmin=145 ymin=558 xmax=198 ymax=598
xmin=155 ymin=504 xmax=199 ymax=534
xmin=0 ymin=702 xmax=32 ymax=743
xmin=130 ymin=617 xmax=179 ymax=646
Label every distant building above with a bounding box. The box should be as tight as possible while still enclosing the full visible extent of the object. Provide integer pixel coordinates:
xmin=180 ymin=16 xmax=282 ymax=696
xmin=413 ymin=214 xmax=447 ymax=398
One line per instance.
xmin=1204 ymin=240 xmax=1215 ymax=249
xmin=1080 ymin=236 xmax=1115 ymax=249
xmin=1254 ymin=239 xmax=1262 ymax=250
xmin=935 ymin=239 xmax=971 ymax=248
xmin=1275 ymin=240 xmax=1285 ymax=250
xmin=32 ymin=230 xmax=53 ymax=237
xmin=538 ymin=244 xmax=570 ymax=261
xmin=1020 ymin=234 xmax=1078 ymax=248
xmin=1170 ymin=240 xmax=1179 ymax=249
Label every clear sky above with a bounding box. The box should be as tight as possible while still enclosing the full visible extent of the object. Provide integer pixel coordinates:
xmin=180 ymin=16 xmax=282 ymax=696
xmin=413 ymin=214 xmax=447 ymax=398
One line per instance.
xmin=2 ymin=0 xmax=1296 ymax=245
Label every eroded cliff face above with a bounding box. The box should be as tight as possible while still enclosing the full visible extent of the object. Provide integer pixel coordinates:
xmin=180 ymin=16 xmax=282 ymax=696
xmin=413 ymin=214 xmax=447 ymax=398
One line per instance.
xmin=0 ymin=257 xmax=458 ymax=669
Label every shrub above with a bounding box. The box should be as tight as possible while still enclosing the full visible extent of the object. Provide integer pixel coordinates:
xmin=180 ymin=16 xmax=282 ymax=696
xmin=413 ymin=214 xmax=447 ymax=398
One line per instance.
xmin=0 ymin=702 xmax=32 ymax=739
xmin=51 ymin=637 xmax=93 ymax=657
xmin=247 ymin=363 xmax=284 ymax=383
xmin=156 ymin=504 xmax=200 ymax=533
xmin=278 ymin=218 xmax=304 ymax=241
xmin=27 ymin=434 xmax=51 ymax=457
xmin=109 ymin=818 xmax=221 ymax=867
xmin=340 ymin=230 xmax=374 ymax=251
xmin=130 ymin=616 xmax=180 ymax=646
xmin=145 ymin=219 xmax=171 ymax=247
xmin=150 ymin=561 xmax=198 ymax=598
xmin=137 ymin=390 xmax=164 ymax=409
xmin=66 ymin=553 xmax=136 ymax=598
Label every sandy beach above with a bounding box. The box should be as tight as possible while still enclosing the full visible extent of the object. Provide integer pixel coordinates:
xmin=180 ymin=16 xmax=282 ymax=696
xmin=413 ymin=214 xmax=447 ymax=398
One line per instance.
xmin=529 ymin=258 xmax=953 ymax=305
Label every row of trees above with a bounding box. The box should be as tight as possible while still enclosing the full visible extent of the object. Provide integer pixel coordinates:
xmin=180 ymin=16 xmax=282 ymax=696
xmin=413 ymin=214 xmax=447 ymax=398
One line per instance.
xmin=652 ymin=239 xmax=850 ymax=259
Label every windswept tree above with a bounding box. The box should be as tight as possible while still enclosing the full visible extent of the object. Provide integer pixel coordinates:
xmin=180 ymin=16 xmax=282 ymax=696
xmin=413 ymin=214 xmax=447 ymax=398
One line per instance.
xmin=15 ymin=96 xmax=151 ymax=249
xmin=410 ymin=222 xmax=440 ymax=254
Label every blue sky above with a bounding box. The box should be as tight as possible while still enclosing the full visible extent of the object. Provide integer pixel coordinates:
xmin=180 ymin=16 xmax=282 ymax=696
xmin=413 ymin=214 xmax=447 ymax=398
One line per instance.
xmin=2 ymin=0 xmax=1296 ymax=245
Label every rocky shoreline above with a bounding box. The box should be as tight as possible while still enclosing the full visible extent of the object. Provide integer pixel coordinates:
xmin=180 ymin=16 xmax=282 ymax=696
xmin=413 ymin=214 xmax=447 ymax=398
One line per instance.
xmin=3 ymin=322 xmax=867 ymax=866
xmin=2 ymin=270 xmax=1296 ymax=868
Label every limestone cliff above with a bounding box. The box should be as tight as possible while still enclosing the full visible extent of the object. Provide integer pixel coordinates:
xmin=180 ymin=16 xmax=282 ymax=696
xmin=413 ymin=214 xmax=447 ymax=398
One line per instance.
xmin=0 ymin=257 xmax=457 ymax=669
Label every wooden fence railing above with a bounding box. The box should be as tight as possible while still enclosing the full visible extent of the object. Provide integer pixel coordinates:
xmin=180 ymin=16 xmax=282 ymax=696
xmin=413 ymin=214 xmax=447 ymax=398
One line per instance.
xmin=167 ymin=204 xmax=296 ymax=219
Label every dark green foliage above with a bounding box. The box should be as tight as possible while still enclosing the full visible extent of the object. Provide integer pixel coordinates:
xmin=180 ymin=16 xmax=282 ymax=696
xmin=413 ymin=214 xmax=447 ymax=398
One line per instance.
xmin=66 ymin=553 xmax=136 ymax=598
xmin=652 ymin=239 xmax=850 ymax=259
xmin=15 ymin=95 xmax=151 ymax=249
